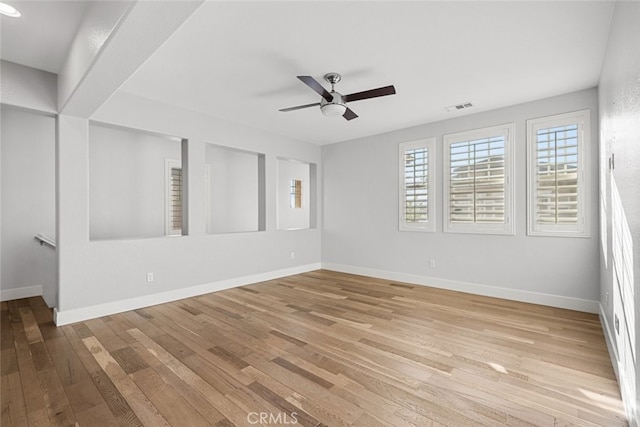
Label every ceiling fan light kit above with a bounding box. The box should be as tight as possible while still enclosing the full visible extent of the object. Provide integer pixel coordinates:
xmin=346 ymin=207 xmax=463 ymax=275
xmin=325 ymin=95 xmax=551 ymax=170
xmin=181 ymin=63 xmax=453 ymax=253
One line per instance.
xmin=280 ymin=72 xmax=395 ymax=121
xmin=321 ymin=103 xmax=347 ymax=117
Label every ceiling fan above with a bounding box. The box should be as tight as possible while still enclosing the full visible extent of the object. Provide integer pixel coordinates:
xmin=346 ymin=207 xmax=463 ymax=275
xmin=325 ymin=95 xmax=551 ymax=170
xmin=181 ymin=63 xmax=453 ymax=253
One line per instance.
xmin=279 ymin=73 xmax=396 ymax=121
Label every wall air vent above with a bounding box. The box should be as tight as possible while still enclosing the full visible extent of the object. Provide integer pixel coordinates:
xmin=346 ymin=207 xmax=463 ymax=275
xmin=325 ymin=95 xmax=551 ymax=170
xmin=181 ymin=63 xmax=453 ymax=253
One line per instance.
xmin=445 ymin=102 xmax=474 ymax=112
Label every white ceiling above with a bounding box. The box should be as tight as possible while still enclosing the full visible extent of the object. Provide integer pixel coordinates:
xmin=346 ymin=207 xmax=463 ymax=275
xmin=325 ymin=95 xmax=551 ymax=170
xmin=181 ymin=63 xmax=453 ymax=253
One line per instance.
xmin=1 ymin=1 xmax=615 ymax=145
xmin=0 ymin=0 xmax=88 ymax=74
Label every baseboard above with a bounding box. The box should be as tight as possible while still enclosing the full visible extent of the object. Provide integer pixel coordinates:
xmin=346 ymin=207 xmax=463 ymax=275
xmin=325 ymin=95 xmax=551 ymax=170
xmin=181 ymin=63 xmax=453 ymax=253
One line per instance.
xmin=600 ymin=303 xmax=638 ymax=426
xmin=0 ymin=285 xmax=43 ymax=302
xmin=54 ymin=263 xmax=321 ymax=326
xmin=599 ymin=302 xmax=620 ymax=376
xmin=321 ymin=263 xmax=599 ymax=313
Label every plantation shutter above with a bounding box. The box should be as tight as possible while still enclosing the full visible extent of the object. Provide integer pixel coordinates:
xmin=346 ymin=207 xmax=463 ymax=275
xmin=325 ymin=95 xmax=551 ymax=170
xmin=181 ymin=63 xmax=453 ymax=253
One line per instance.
xmin=535 ymin=125 xmax=579 ymax=225
xmin=170 ymin=167 xmax=182 ymax=234
xmin=290 ymin=179 xmax=302 ymax=208
xmin=403 ymin=146 xmax=429 ymax=223
xmin=449 ymin=136 xmax=505 ymax=224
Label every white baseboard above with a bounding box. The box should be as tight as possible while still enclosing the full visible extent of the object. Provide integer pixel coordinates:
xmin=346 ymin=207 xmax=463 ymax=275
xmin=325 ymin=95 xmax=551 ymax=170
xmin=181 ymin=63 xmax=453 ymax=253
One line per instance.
xmin=0 ymin=285 xmax=43 ymax=302
xmin=53 ymin=263 xmax=321 ymax=326
xmin=321 ymin=263 xmax=599 ymax=313
xmin=599 ymin=302 xmax=620 ymax=375
xmin=600 ymin=303 xmax=638 ymax=426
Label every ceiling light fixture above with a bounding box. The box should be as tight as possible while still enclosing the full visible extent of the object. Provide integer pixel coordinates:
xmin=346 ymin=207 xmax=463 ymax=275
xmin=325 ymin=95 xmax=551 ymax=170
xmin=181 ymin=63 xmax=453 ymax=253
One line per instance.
xmin=321 ymin=102 xmax=347 ymax=117
xmin=0 ymin=2 xmax=21 ymax=17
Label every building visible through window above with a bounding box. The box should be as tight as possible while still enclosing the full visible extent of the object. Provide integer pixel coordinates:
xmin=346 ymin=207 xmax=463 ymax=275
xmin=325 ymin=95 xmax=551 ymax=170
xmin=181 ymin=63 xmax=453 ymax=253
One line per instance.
xmin=449 ymin=136 xmax=505 ymax=224
xmin=527 ymin=110 xmax=589 ymax=237
xmin=404 ymin=147 xmax=429 ymax=223
xmin=443 ymin=124 xmax=514 ymax=235
xmin=399 ymin=138 xmax=435 ymax=232
xmin=535 ymin=125 xmax=579 ymax=224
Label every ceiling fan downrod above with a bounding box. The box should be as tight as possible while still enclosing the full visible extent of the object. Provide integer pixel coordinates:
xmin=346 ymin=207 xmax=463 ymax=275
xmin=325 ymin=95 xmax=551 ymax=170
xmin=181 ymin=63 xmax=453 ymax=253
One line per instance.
xmin=324 ymin=72 xmax=342 ymax=92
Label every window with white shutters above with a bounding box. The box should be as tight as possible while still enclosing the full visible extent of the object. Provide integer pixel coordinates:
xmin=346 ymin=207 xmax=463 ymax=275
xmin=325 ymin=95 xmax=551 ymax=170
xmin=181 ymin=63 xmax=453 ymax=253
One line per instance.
xmin=527 ymin=110 xmax=589 ymax=237
xmin=399 ymin=138 xmax=435 ymax=232
xmin=443 ymin=124 xmax=514 ymax=234
xmin=166 ymin=159 xmax=183 ymax=236
xmin=290 ymin=179 xmax=302 ymax=209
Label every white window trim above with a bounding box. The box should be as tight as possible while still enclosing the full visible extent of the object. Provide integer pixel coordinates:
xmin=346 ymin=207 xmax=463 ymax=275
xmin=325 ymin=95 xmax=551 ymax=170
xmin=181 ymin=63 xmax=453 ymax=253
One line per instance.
xmin=399 ymin=138 xmax=436 ymax=232
xmin=527 ymin=110 xmax=590 ymax=237
xmin=165 ymin=159 xmax=182 ymax=236
xmin=443 ymin=123 xmax=515 ymax=235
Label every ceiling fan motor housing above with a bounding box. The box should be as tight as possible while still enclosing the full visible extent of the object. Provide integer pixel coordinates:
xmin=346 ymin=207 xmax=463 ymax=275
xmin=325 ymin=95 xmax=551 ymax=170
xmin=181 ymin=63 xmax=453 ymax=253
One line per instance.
xmin=320 ymin=91 xmax=347 ymax=116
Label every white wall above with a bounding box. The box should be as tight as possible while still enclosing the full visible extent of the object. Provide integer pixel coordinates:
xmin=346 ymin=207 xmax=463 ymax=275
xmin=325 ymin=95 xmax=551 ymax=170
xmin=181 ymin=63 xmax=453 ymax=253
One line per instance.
xmin=322 ymin=88 xmax=600 ymax=311
xmin=277 ymin=159 xmax=311 ymax=230
xmin=89 ymin=123 xmax=181 ymax=240
xmin=57 ymin=1 xmax=132 ymax=111
xmin=54 ymin=91 xmax=321 ymax=324
xmin=57 ymin=1 xmax=202 ymax=117
xmin=0 ymin=107 xmax=56 ymax=306
xmin=598 ymin=1 xmax=640 ymax=423
xmin=206 ymin=144 xmax=261 ymax=234
xmin=0 ymin=60 xmax=57 ymax=114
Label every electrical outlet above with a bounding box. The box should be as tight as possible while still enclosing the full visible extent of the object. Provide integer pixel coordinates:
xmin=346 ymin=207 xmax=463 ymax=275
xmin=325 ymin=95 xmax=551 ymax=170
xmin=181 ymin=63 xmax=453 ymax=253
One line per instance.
xmin=429 ymin=259 xmax=436 ymax=269
xmin=290 ymin=252 xmax=295 ymax=260
xmin=147 ymin=272 xmax=154 ymax=283
xmin=614 ymin=314 xmax=619 ymax=334
xmin=605 ymin=292 xmax=609 ymax=303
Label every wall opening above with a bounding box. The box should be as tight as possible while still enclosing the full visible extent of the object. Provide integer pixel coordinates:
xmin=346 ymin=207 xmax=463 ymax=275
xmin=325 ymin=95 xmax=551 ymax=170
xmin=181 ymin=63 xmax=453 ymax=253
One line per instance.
xmin=89 ymin=122 xmax=186 ymax=240
xmin=277 ymin=158 xmax=316 ymax=230
xmin=205 ymin=143 xmax=265 ymax=234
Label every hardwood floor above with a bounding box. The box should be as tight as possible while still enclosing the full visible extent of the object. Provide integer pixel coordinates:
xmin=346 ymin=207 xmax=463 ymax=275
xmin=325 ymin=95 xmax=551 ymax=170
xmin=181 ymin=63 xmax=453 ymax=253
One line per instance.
xmin=1 ymin=270 xmax=628 ymax=426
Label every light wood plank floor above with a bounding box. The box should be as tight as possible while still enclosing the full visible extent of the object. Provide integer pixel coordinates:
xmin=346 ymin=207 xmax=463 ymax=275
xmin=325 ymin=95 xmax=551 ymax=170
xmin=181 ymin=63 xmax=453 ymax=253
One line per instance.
xmin=1 ymin=270 xmax=628 ymax=426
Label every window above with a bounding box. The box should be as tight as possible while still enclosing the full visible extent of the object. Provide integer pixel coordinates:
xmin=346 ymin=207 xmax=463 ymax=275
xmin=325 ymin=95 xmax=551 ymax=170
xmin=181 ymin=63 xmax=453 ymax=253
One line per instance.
xmin=399 ymin=138 xmax=435 ymax=232
xmin=165 ymin=159 xmax=183 ymax=236
xmin=527 ymin=110 xmax=589 ymax=237
xmin=290 ymin=179 xmax=302 ymax=208
xmin=443 ymin=124 xmax=514 ymax=234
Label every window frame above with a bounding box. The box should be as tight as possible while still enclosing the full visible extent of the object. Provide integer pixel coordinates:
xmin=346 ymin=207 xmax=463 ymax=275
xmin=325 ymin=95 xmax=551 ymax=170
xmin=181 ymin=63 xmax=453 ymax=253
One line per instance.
xmin=527 ymin=110 xmax=589 ymax=237
xmin=443 ymin=123 xmax=515 ymax=235
xmin=398 ymin=137 xmax=436 ymax=232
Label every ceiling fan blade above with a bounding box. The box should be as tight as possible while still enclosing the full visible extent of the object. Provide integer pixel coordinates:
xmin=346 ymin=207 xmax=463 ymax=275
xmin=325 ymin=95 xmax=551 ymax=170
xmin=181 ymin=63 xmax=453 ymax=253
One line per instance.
xmin=297 ymin=76 xmax=333 ymax=102
xmin=279 ymin=102 xmax=321 ymax=112
xmin=342 ymin=107 xmax=358 ymax=121
xmin=344 ymin=85 xmax=396 ymax=103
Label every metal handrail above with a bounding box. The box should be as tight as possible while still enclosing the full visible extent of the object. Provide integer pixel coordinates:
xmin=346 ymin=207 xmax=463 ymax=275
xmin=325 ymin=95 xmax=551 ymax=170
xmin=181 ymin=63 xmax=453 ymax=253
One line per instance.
xmin=34 ymin=233 xmax=56 ymax=249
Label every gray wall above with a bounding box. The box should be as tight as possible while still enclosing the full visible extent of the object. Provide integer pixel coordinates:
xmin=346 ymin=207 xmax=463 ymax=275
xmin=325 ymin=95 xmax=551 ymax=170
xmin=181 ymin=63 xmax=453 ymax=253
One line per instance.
xmin=89 ymin=123 xmax=181 ymax=240
xmin=0 ymin=107 xmax=57 ymax=306
xmin=598 ymin=1 xmax=640 ymax=423
xmin=322 ymin=89 xmax=600 ymax=308
xmin=54 ymin=91 xmax=321 ymax=321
